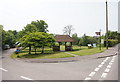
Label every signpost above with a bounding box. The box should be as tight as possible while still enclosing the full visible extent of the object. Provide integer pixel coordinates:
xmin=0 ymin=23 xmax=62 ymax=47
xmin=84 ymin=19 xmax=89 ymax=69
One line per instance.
xmin=95 ymin=30 xmax=101 ymax=50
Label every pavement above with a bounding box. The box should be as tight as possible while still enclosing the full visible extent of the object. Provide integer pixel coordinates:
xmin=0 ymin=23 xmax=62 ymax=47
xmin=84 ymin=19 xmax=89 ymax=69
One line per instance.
xmin=15 ymin=45 xmax=118 ymax=63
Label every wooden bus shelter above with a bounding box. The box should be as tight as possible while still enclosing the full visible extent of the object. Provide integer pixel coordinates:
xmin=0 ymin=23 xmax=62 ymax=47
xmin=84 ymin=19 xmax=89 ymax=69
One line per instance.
xmin=53 ymin=35 xmax=74 ymax=51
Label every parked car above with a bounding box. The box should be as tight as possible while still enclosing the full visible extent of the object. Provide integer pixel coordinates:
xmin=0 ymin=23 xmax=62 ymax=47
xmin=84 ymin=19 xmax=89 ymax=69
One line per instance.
xmin=4 ymin=44 xmax=10 ymax=50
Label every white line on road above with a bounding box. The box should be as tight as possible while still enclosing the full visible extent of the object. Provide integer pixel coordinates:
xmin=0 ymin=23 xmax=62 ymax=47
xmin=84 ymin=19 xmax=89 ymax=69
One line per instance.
xmin=0 ymin=68 xmax=8 ymax=72
xmin=101 ymin=73 xmax=108 ymax=78
xmin=113 ymin=56 xmax=116 ymax=58
xmin=98 ymin=64 xmax=103 ymax=68
xmin=20 ymin=76 xmax=33 ymax=80
xmin=104 ymin=68 xmax=110 ymax=73
xmin=101 ymin=62 xmax=105 ymax=65
xmin=84 ymin=77 xmax=91 ymax=80
xmin=110 ymin=60 xmax=114 ymax=63
xmin=89 ymin=72 xmax=96 ymax=77
xmin=84 ymin=56 xmax=112 ymax=80
xmin=94 ymin=68 xmax=100 ymax=72
xmin=103 ymin=57 xmax=109 ymax=62
xmin=109 ymin=62 xmax=113 ymax=65
xmin=107 ymin=65 xmax=111 ymax=68
xmin=106 ymin=57 xmax=110 ymax=60
xmin=100 ymin=56 xmax=116 ymax=80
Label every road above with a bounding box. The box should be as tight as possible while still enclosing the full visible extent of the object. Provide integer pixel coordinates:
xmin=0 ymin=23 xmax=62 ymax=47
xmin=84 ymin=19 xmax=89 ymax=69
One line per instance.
xmin=0 ymin=47 xmax=118 ymax=81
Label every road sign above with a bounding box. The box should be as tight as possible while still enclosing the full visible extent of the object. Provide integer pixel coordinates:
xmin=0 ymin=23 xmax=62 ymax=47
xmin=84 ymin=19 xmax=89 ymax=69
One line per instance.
xmin=95 ymin=32 xmax=101 ymax=35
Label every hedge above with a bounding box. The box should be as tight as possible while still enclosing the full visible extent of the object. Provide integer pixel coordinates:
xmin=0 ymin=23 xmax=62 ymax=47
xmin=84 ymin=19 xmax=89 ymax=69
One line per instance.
xmin=104 ymin=39 xmax=118 ymax=47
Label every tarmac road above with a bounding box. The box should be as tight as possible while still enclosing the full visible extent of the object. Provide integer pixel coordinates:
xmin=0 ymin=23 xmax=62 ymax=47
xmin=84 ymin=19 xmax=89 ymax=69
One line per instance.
xmin=0 ymin=46 xmax=118 ymax=81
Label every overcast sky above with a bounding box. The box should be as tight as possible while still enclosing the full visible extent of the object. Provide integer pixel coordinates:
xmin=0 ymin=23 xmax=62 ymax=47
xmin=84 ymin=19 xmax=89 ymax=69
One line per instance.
xmin=0 ymin=0 xmax=118 ymax=37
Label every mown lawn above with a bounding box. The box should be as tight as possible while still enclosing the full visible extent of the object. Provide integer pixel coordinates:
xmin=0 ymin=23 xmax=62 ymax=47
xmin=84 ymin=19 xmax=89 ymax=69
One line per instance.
xmin=11 ymin=47 xmax=74 ymax=59
xmin=11 ymin=45 xmax=106 ymax=59
xmin=70 ymin=45 xmax=106 ymax=56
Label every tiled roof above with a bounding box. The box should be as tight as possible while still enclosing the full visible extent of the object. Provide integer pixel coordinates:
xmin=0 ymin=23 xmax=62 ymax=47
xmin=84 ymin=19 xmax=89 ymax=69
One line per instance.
xmin=54 ymin=35 xmax=74 ymax=42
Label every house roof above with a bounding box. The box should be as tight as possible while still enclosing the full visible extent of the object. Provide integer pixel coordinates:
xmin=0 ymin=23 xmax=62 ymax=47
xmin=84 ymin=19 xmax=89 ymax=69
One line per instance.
xmin=54 ymin=35 xmax=74 ymax=42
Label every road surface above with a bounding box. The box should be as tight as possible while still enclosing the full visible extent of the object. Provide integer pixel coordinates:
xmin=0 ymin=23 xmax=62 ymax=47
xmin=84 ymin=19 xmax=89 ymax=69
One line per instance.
xmin=0 ymin=47 xmax=118 ymax=81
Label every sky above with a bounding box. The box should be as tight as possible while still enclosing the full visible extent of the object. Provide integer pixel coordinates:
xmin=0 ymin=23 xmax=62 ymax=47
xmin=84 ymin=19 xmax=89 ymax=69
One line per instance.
xmin=0 ymin=0 xmax=119 ymax=37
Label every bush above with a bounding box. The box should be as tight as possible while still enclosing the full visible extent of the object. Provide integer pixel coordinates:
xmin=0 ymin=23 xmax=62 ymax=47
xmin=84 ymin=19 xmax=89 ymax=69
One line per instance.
xmin=104 ymin=39 xmax=118 ymax=47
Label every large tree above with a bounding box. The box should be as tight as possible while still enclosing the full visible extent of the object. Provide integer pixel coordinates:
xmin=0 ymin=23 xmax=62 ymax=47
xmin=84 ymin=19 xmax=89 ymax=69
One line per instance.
xmin=17 ymin=20 xmax=48 ymax=40
xmin=2 ymin=29 xmax=17 ymax=48
xmin=17 ymin=24 xmax=38 ymax=39
xmin=72 ymin=33 xmax=79 ymax=45
xmin=20 ymin=32 xmax=55 ymax=54
xmin=31 ymin=20 xmax=48 ymax=32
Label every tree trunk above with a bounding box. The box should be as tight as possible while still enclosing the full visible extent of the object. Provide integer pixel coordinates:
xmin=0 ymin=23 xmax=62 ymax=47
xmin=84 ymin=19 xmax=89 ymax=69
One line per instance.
xmin=41 ymin=46 xmax=44 ymax=54
xmin=35 ymin=48 xmax=37 ymax=54
xmin=29 ymin=45 xmax=31 ymax=54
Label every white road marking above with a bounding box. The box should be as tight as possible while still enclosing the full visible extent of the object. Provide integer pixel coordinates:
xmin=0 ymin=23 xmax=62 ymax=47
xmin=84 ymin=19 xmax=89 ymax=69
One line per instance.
xmin=105 ymin=68 xmax=110 ymax=73
xmin=20 ymin=76 xmax=33 ymax=80
xmin=103 ymin=57 xmax=109 ymax=62
xmin=94 ymin=68 xmax=100 ymax=72
xmin=110 ymin=60 xmax=114 ymax=63
xmin=113 ymin=56 xmax=116 ymax=58
xmin=101 ymin=62 xmax=105 ymax=65
xmin=109 ymin=62 xmax=113 ymax=65
xmin=107 ymin=65 xmax=111 ymax=68
xmin=89 ymin=72 xmax=96 ymax=77
xmin=106 ymin=57 xmax=110 ymax=60
xmin=84 ymin=56 xmax=113 ymax=80
xmin=101 ymin=73 xmax=108 ymax=78
xmin=111 ymin=58 xmax=115 ymax=60
xmin=103 ymin=60 xmax=107 ymax=62
xmin=0 ymin=68 xmax=8 ymax=72
xmin=84 ymin=77 xmax=91 ymax=80
xmin=98 ymin=64 xmax=103 ymax=68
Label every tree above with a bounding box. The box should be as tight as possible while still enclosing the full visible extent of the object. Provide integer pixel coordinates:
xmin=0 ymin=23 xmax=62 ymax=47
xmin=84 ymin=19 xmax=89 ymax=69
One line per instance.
xmin=16 ymin=24 xmax=38 ymax=41
xmin=72 ymin=33 xmax=79 ymax=45
xmin=16 ymin=20 xmax=48 ymax=40
xmin=31 ymin=20 xmax=48 ymax=32
xmin=107 ymin=31 xmax=118 ymax=39
xmin=20 ymin=32 xmax=55 ymax=54
xmin=24 ymin=24 xmax=38 ymax=33
xmin=79 ymin=34 xmax=98 ymax=46
xmin=2 ymin=29 xmax=17 ymax=48
xmin=63 ymin=25 xmax=73 ymax=36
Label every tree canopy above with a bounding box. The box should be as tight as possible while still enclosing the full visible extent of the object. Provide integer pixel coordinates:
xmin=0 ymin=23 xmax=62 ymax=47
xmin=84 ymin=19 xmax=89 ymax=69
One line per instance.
xmin=17 ymin=20 xmax=48 ymax=40
xmin=20 ymin=32 xmax=55 ymax=54
xmin=79 ymin=34 xmax=98 ymax=46
xmin=31 ymin=20 xmax=48 ymax=32
xmin=2 ymin=29 xmax=17 ymax=48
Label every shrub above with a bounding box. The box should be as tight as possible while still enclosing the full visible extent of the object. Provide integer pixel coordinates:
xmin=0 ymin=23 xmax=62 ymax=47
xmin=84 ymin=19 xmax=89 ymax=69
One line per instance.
xmin=104 ymin=39 xmax=118 ymax=47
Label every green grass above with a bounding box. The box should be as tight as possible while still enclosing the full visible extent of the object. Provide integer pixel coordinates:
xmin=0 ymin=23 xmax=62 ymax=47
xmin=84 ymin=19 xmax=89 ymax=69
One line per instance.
xmin=11 ymin=47 xmax=74 ymax=59
xmin=11 ymin=45 xmax=106 ymax=59
xmin=69 ymin=45 xmax=106 ymax=56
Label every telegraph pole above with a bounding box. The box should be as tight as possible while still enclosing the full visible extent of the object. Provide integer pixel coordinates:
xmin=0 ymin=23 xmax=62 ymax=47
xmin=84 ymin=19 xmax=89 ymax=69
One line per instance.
xmin=99 ymin=29 xmax=101 ymax=50
xmin=106 ymin=1 xmax=108 ymax=49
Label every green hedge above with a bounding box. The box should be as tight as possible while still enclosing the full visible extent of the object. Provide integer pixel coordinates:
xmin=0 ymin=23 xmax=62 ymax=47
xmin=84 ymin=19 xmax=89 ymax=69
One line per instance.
xmin=104 ymin=39 xmax=118 ymax=47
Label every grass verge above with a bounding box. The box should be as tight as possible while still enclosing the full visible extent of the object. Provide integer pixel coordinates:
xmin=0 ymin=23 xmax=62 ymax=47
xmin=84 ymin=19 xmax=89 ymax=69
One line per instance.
xmin=11 ymin=45 xmax=106 ymax=59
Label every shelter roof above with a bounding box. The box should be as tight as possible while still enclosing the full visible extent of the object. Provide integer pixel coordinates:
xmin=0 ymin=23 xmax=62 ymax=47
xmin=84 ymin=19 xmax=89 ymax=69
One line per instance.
xmin=54 ymin=35 xmax=74 ymax=42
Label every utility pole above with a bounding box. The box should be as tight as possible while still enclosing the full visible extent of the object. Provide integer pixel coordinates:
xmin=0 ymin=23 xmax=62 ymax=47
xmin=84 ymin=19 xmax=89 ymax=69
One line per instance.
xmin=99 ymin=29 xmax=101 ymax=50
xmin=106 ymin=1 xmax=108 ymax=49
